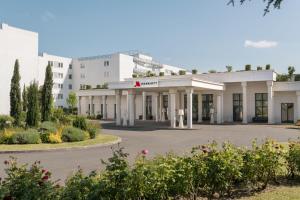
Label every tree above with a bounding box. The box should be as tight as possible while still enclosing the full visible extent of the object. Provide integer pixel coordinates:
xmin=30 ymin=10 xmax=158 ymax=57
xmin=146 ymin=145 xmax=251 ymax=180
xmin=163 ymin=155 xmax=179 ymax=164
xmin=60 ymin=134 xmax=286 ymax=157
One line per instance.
xmin=266 ymin=64 xmax=271 ymax=70
xmin=227 ymin=0 xmax=283 ymax=16
xmin=245 ymin=64 xmax=251 ymax=71
xmin=288 ymin=66 xmax=295 ymax=81
xmin=226 ymin=66 xmax=233 ymax=72
xmin=10 ymin=59 xmax=22 ymax=126
xmin=66 ymin=92 xmax=78 ymax=114
xmin=22 ymin=84 xmax=27 ymax=112
xmin=26 ymin=81 xmax=40 ymax=127
xmin=41 ymin=64 xmax=53 ymax=121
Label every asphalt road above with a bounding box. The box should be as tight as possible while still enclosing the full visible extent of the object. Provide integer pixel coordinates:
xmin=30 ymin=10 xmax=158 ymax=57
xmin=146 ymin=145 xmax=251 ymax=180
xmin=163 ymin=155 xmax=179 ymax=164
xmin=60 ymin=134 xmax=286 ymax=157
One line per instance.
xmin=0 ymin=121 xmax=299 ymax=183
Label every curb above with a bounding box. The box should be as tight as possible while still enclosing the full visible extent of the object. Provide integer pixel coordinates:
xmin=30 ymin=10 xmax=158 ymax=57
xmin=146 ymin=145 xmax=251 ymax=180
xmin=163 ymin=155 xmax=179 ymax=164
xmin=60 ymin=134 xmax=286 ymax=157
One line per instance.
xmin=0 ymin=137 xmax=122 ymax=154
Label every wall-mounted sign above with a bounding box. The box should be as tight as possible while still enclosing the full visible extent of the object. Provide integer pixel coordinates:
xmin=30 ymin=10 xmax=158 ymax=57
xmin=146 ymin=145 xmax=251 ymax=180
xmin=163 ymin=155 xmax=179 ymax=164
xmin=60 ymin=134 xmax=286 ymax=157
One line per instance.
xmin=133 ymin=79 xmax=159 ymax=88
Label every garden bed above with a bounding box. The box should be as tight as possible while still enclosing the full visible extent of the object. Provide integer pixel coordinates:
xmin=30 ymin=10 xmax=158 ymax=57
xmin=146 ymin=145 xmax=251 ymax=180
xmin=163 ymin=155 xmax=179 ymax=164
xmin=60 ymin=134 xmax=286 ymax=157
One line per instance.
xmin=0 ymin=134 xmax=120 ymax=152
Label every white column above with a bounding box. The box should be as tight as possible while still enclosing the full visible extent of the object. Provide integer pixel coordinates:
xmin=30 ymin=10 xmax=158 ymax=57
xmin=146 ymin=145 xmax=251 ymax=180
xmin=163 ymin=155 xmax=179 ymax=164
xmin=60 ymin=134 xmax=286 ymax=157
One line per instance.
xmin=198 ymin=93 xmax=202 ymax=123
xmin=142 ymin=91 xmax=146 ymax=120
xmin=242 ymin=82 xmax=248 ymax=124
xmin=115 ymin=90 xmax=122 ymax=126
xmin=267 ymin=81 xmax=274 ymax=124
xmin=102 ymin=95 xmax=107 ymax=119
xmin=186 ymin=88 xmax=193 ymax=129
xmin=153 ymin=93 xmax=159 ymax=122
xmin=169 ymin=89 xmax=177 ymax=128
xmin=217 ymin=94 xmax=222 ymax=124
xmin=128 ymin=90 xmax=135 ymax=126
xmin=296 ymin=91 xmax=300 ymax=120
xmin=159 ymin=94 xmax=163 ymax=121
xmin=89 ymin=96 xmax=93 ymax=116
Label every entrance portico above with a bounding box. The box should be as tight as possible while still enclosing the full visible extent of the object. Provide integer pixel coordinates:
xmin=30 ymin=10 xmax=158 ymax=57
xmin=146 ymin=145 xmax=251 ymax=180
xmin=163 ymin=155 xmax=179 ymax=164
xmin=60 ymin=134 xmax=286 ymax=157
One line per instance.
xmin=109 ymin=76 xmax=225 ymax=129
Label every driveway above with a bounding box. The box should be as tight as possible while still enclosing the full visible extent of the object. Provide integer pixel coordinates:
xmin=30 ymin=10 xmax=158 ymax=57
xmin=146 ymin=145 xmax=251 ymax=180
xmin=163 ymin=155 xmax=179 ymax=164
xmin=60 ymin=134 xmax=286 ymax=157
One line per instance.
xmin=0 ymin=121 xmax=299 ymax=183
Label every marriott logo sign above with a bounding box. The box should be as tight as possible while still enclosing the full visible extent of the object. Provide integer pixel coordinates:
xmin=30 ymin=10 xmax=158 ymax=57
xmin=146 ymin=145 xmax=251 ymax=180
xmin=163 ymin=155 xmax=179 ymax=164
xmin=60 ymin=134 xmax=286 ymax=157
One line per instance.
xmin=133 ymin=79 xmax=158 ymax=88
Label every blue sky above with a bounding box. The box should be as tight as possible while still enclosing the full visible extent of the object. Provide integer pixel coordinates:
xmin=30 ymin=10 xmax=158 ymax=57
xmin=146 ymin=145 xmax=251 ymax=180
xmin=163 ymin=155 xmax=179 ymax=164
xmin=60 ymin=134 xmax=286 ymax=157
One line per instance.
xmin=0 ymin=0 xmax=299 ymax=73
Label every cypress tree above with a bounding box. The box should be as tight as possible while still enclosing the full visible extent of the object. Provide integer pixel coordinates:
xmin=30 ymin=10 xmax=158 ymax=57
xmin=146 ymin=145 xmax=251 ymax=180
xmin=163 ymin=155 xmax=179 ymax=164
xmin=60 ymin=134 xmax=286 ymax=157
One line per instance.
xmin=41 ymin=64 xmax=53 ymax=121
xmin=22 ymin=84 xmax=27 ymax=112
xmin=10 ymin=59 xmax=22 ymax=125
xmin=26 ymin=81 xmax=40 ymax=127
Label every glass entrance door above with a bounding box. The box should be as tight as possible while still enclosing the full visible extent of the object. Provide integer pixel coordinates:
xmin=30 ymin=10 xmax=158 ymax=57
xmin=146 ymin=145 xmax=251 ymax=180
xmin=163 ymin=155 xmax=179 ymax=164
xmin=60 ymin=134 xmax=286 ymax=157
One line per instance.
xmin=202 ymin=94 xmax=213 ymax=121
xmin=281 ymin=103 xmax=294 ymax=123
xmin=146 ymin=95 xmax=152 ymax=120
xmin=233 ymin=93 xmax=243 ymax=122
xmin=162 ymin=95 xmax=168 ymax=120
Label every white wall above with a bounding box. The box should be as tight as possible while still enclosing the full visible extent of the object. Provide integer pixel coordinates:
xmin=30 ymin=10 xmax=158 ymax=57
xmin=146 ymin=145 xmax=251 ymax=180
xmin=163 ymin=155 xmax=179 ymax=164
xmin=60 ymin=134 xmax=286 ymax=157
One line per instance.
xmin=0 ymin=24 xmax=39 ymax=114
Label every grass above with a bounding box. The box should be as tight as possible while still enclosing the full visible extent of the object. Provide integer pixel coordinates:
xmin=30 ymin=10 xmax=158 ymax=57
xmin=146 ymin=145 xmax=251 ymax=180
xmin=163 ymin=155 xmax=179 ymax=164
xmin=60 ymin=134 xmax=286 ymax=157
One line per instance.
xmin=239 ymin=186 xmax=300 ymax=200
xmin=0 ymin=134 xmax=119 ymax=152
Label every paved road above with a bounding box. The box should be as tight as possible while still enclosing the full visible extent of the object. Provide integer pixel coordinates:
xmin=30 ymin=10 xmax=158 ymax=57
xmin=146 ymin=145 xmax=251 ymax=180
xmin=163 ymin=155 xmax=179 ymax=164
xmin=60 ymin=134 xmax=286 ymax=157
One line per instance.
xmin=0 ymin=121 xmax=299 ymax=183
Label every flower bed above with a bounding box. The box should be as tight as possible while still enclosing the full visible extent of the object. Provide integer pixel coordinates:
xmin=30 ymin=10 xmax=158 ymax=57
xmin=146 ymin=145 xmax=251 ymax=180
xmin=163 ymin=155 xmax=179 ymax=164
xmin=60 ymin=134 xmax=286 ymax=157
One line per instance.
xmin=1 ymin=139 xmax=300 ymax=199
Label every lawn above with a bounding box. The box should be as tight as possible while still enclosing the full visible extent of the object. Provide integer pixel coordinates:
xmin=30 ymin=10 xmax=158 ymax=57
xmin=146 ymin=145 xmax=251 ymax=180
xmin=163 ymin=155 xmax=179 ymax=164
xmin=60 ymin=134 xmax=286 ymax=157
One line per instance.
xmin=240 ymin=186 xmax=300 ymax=200
xmin=0 ymin=134 xmax=120 ymax=152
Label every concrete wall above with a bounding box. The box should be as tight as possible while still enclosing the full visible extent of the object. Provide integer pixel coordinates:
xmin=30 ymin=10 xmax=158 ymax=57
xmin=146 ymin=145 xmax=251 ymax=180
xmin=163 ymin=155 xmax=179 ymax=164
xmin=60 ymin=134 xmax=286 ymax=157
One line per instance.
xmin=0 ymin=23 xmax=39 ymax=114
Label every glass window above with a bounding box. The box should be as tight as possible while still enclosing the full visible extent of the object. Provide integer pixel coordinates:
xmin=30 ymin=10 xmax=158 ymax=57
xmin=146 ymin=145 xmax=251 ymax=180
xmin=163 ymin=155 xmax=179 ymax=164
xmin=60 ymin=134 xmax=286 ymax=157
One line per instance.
xmin=255 ymin=93 xmax=268 ymax=117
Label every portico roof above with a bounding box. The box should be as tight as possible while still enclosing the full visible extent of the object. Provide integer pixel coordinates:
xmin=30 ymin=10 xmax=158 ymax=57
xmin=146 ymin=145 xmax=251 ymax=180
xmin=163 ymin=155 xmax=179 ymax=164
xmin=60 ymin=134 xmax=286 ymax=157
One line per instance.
xmin=109 ymin=76 xmax=224 ymax=91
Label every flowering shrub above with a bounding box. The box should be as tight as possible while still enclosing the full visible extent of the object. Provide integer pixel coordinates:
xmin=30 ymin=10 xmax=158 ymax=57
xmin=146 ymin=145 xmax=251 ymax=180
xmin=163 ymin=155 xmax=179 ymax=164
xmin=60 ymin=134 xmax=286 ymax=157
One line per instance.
xmin=0 ymin=139 xmax=299 ymax=199
xmin=0 ymin=158 xmax=60 ymax=200
xmin=0 ymin=129 xmax=14 ymax=144
xmin=287 ymin=141 xmax=300 ymax=177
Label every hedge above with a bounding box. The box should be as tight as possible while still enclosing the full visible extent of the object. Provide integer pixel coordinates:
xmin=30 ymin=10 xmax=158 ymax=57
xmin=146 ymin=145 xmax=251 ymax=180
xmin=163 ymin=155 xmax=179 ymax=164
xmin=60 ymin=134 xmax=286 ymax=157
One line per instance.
xmin=1 ymin=140 xmax=300 ymax=200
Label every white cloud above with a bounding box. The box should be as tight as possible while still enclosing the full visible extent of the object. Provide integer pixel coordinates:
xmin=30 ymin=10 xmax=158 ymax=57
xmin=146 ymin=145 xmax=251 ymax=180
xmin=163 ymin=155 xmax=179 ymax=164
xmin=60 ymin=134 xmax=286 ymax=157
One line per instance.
xmin=244 ymin=40 xmax=278 ymax=48
xmin=41 ymin=11 xmax=56 ymax=22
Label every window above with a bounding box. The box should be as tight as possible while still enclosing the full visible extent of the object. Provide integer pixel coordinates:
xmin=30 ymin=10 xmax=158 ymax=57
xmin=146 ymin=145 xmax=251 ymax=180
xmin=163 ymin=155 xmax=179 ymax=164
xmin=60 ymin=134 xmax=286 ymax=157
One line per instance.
xmin=80 ymin=64 xmax=85 ymax=69
xmin=57 ymin=94 xmax=63 ymax=99
xmin=80 ymin=74 xmax=86 ymax=79
xmin=104 ymin=71 xmax=109 ymax=77
xmin=104 ymin=61 xmax=109 ymax=66
xmin=68 ymin=74 xmax=72 ymax=79
xmin=80 ymin=84 xmax=85 ymax=90
xmin=202 ymin=94 xmax=213 ymax=121
xmin=69 ymin=64 xmax=72 ymax=69
xmin=53 ymin=72 xmax=63 ymax=79
xmin=233 ymin=93 xmax=243 ymax=121
xmin=255 ymin=93 xmax=268 ymax=118
xmin=48 ymin=61 xmax=53 ymax=66
xmin=68 ymin=84 xmax=72 ymax=90
xmin=58 ymin=62 xmax=63 ymax=68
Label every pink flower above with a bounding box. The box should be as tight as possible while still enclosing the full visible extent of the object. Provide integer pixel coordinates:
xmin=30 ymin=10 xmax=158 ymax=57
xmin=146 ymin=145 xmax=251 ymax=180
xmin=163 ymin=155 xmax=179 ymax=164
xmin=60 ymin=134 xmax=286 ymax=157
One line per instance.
xmin=141 ymin=149 xmax=149 ymax=155
xmin=42 ymin=175 xmax=49 ymax=181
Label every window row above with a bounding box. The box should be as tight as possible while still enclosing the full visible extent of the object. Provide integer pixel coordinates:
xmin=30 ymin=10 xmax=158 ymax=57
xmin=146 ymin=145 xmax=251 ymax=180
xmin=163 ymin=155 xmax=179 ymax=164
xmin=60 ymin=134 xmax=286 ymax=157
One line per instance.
xmin=53 ymin=72 xmax=63 ymax=79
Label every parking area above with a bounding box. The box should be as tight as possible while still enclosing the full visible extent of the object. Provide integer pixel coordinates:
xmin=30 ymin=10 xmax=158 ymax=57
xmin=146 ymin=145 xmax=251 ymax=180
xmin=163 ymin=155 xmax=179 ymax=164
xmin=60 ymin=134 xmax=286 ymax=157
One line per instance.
xmin=0 ymin=121 xmax=299 ymax=182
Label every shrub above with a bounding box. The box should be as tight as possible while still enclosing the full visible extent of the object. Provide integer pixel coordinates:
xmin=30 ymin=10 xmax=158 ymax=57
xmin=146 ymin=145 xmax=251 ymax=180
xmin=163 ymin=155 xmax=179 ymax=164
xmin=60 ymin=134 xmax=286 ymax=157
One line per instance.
xmin=266 ymin=64 xmax=271 ymax=70
xmin=294 ymin=74 xmax=300 ymax=81
xmin=73 ymin=116 xmax=88 ymax=131
xmin=48 ymin=133 xmax=62 ymax=144
xmin=192 ymin=69 xmax=198 ymax=74
xmin=276 ymin=74 xmax=289 ymax=82
xmin=245 ymin=64 xmax=251 ymax=71
xmin=208 ymin=69 xmax=216 ymax=73
xmin=62 ymin=126 xmax=89 ymax=142
xmin=287 ymin=141 xmax=300 ymax=178
xmin=132 ymin=73 xmax=137 ymax=78
xmin=0 ymin=129 xmax=14 ymax=144
xmin=241 ymin=140 xmax=285 ymax=189
xmin=86 ymin=85 xmax=92 ymax=90
xmin=159 ymin=72 xmax=164 ymax=76
xmin=40 ymin=121 xmax=58 ymax=133
xmin=179 ymin=70 xmax=186 ymax=75
xmin=11 ymin=129 xmax=41 ymax=144
xmin=257 ymin=66 xmax=263 ymax=70
xmin=0 ymin=158 xmax=60 ymax=200
xmin=0 ymin=115 xmax=14 ymax=130
xmin=87 ymin=123 xmax=98 ymax=139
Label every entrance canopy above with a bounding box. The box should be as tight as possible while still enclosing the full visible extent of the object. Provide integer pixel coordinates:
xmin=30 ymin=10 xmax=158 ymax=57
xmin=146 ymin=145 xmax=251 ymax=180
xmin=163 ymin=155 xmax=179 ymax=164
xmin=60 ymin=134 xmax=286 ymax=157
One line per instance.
xmin=109 ymin=76 xmax=225 ymax=92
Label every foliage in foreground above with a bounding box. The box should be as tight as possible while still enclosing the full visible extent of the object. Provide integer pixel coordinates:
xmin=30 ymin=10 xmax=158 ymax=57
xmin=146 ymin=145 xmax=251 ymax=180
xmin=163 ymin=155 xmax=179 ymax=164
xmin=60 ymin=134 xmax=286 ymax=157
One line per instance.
xmin=0 ymin=139 xmax=300 ymax=200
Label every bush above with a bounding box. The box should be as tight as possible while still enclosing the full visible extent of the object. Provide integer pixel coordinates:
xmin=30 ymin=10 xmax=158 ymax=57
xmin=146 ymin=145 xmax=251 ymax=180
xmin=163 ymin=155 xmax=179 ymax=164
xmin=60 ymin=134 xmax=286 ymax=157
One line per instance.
xmin=245 ymin=64 xmax=251 ymax=71
xmin=159 ymin=72 xmax=164 ymax=76
xmin=192 ymin=69 xmax=198 ymax=74
xmin=0 ymin=129 xmax=14 ymax=144
xmin=0 ymin=158 xmax=60 ymax=200
xmin=48 ymin=133 xmax=62 ymax=144
xmin=73 ymin=116 xmax=88 ymax=131
xmin=257 ymin=66 xmax=263 ymax=70
xmin=87 ymin=123 xmax=98 ymax=139
xmin=40 ymin=121 xmax=58 ymax=133
xmin=287 ymin=142 xmax=300 ymax=178
xmin=179 ymin=70 xmax=186 ymax=75
xmin=0 ymin=115 xmax=14 ymax=130
xmin=11 ymin=129 xmax=41 ymax=144
xmin=294 ymin=74 xmax=300 ymax=81
xmin=62 ymin=126 xmax=89 ymax=142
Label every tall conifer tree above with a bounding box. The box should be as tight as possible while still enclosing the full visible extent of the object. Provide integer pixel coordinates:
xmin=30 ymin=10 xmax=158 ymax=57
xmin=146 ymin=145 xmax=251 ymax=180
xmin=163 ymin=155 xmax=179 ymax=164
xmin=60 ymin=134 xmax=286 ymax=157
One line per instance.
xmin=10 ymin=59 xmax=22 ymax=125
xmin=26 ymin=81 xmax=40 ymax=127
xmin=41 ymin=64 xmax=53 ymax=121
xmin=22 ymin=84 xmax=27 ymax=112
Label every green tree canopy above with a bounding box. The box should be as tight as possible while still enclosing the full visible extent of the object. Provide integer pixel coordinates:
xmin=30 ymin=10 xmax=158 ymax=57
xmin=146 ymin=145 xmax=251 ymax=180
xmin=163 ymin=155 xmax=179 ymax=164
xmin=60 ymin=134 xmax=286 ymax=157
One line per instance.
xmin=10 ymin=59 xmax=22 ymax=125
xmin=66 ymin=92 xmax=78 ymax=114
xmin=228 ymin=0 xmax=283 ymax=15
xmin=26 ymin=81 xmax=40 ymax=127
xmin=41 ymin=64 xmax=53 ymax=121
xmin=22 ymin=84 xmax=27 ymax=112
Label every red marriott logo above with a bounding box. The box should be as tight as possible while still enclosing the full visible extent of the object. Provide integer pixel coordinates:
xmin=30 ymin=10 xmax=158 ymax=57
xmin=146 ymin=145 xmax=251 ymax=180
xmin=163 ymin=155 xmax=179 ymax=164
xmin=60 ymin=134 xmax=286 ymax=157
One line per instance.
xmin=134 ymin=81 xmax=141 ymax=87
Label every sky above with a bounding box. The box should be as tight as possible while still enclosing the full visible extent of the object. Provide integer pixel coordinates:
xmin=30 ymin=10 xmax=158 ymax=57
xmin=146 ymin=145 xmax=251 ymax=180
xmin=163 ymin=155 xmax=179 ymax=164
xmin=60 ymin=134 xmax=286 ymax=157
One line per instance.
xmin=0 ymin=0 xmax=299 ymax=73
